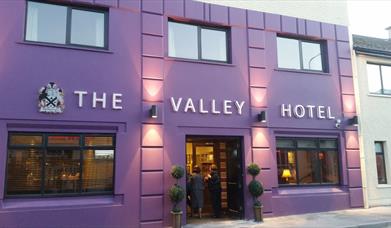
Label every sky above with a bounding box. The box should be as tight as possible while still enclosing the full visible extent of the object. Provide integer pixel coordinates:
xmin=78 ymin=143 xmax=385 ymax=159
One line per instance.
xmin=348 ymin=0 xmax=391 ymax=38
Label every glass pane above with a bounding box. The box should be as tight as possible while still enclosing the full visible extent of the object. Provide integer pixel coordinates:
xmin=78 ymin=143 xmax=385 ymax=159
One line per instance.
xmin=85 ymin=136 xmax=113 ymax=146
xmin=9 ymin=135 xmax=42 ymax=146
xmin=367 ymin=64 xmax=382 ymax=93
xmin=25 ymin=2 xmax=67 ymax=44
xmin=375 ymin=142 xmax=383 ymax=153
xmin=82 ymin=149 xmax=114 ymax=192
xmin=6 ymin=149 xmax=42 ymax=195
xmin=276 ymin=139 xmax=295 ymax=148
xmin=277 ymin=37 xmax=300 ymax=69
xmin=297 ymin=139 xmax=317 ymax=148
xmin=381 ymin=66 xmax=391 ymax=94
xmin=45 ymin=149 xmax=81 ymax=194
xmin=297 ymin=150 xmax=320 ymax=184
xmin=71 ymin=9 xmax=105 ymax=47
xmin=168 ymin=22 xmax=198 ymax=59
xmin=320 ymin=150 xmax=339 ymax=184
xmin=302 ymin=41 xmax=323 ymax=71
xmin=201 ymin=28 xmax=227 ymax=61
xmin=48 ymin=135 xmax=80 ymax=146
xmin=277 ymin=149 xmax=297 ymax=185
xmin=319 ymin=139 xmax=337 ymax=149
xmin=376 ymin=154 xmax=387 ymax=184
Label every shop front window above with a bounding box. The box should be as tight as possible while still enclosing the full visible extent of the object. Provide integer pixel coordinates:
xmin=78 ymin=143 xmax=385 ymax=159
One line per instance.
xmin=276 ymin=138 xmax=339 ymax=186
xmin=6 ymin=133 xmax=115 ymax=197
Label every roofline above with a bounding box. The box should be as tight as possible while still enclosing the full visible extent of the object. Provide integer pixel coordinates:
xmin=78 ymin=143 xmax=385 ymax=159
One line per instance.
xmin=354 ymin=46 xmax=391 ymax=59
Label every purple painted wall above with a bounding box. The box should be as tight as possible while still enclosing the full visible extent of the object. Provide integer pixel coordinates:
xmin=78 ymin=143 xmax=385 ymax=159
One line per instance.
xmin=0 ymin=0 xmax=362 ymax=227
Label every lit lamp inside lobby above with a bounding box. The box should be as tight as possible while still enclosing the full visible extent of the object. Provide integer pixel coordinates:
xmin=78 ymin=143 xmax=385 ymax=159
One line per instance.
xmin=282 ymin=169 xmax=292 ymax=182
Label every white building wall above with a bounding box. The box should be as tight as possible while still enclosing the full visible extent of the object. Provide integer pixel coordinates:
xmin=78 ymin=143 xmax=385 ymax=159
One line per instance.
xmin=198 ymin=0 xmax=349 ymax=26
xmin=354 ymin=53 xmax=391 ymax=207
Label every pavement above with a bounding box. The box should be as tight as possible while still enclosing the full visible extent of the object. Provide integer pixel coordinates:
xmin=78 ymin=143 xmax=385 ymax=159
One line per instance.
xmin=184 ymin=207 xmax=391 ymax=227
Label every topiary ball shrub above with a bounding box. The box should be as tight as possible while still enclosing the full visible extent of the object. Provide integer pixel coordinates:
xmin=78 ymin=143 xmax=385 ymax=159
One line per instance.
xmin=248 ymin=180 xmax=264 ymax=198
xmin=169 ymin=184 xmax=185 ymax=212
xmin=171 ymin=165 xmax=184 ymax=180
xmin=247 ymin=163 xmax=261 ymax=177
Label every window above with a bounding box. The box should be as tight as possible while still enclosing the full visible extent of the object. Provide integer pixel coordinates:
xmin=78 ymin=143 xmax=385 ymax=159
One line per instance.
xmin=25 ymin=1 xmax=107 ymax=48
xmin=367 ymin=64 xmax=391 ymax=95
xmin=276 ymin=138 xmax=339 ymax=186
xmin=6 ymin=133 xmax=115 ymax=197
xmin=375 ymin=141 xmax=387 ymax=184
xmin=277 ymin=37 xmax=326 ymax=72
xmin=168 ymin=21 xmax=229 ymax=62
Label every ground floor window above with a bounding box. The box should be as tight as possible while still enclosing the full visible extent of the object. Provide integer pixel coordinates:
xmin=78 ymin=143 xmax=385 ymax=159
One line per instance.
xmin=6 ymin=133 xmax=115 ymax=197
xmin=375 ymin=141 xmax=387 ymax=184
xmin=276 ymin=137 xmax=339 ymax=186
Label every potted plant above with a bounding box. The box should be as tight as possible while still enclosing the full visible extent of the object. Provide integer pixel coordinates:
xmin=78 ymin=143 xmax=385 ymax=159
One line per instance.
xmin=169 ymin=165 xmax=185 ymax=228
xmin=247 ymin=163 xmax=264 ymax=222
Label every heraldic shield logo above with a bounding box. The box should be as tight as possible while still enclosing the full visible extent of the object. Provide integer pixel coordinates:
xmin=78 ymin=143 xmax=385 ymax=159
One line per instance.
xmin=38 ymin=82 xmax=65 ymax=113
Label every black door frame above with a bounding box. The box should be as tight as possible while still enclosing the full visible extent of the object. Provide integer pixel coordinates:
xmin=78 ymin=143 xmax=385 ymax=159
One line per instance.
xmin=185 ymin=135 xmax=245 ymax=219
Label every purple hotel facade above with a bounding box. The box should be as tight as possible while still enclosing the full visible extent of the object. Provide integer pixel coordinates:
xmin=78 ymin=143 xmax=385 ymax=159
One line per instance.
xmin=0 ymin=0 xmax=363 ymax=227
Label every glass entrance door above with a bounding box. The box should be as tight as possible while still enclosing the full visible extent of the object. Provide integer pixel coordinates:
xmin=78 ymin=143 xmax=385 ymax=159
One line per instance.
xmin=186 ymin=136 xmax=244 ymax=220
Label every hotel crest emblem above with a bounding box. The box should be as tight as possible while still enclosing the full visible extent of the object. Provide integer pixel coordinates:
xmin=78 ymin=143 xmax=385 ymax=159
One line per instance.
xmin=38 ymin=82 xmax=65 ymax=113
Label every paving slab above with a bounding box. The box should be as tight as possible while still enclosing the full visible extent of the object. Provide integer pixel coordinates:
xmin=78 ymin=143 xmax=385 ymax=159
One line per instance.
xmin=184 ymin=207 xmax=391 ymax=228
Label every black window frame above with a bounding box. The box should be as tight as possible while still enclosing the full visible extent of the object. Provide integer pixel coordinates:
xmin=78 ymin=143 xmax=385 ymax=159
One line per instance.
xmin=367 ymin=63 xmax=391 ymax=95
xmin=24 ymin=0 xmax=109 ymax=49
xmin=276 ymin=35 xmax=329 ymax=73
xmin=276 ymin=137 xmax=340 ymax=187
xmin=5 ymin=132 xmax=116 ymax=198
xmin=168 ymin=19 xmax=231 ymax=63
xmin=375 ymin=141 xmax=387 ymax=184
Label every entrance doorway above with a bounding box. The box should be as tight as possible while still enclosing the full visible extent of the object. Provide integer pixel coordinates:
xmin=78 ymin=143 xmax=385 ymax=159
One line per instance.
xmin=186 ymin=136 xmax=244 ymax=221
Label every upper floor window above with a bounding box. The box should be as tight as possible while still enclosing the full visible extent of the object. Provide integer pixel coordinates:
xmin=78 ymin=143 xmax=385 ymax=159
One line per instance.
xmin=375 ymin=141 xmax=387 ymax=184
xmin=367 ymin=63 xmax=391 ymax=95
xmin=25 ymin=1 xmax=107 ymax=48
xmin=168 ymin=21 xmax=229 ymax=62
xmin=277 ymin=36 xmax=326 ymax=72
xmin=6 ymin=133 xmax=115 ymax=197
xmin=276 ymin=138 xmax=339 ymax=186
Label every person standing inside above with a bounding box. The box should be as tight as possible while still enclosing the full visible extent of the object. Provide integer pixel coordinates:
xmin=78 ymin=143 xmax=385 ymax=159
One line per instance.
xmin=206 ymin=164 xmax=222 ymax=218
xmin=191 ymin=165 xmax=204 ymax=218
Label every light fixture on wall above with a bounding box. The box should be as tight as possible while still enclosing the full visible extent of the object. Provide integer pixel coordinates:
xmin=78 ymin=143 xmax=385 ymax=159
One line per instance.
xmin=257 ymin=110 xmax=266 ymax=123
xmin=150 ymin=105 xmax=158 ymax=119
xmin=348 ymin=116 xmax=358 ymax=126
xmin=335 ymin=119 xmax=341 ymax=129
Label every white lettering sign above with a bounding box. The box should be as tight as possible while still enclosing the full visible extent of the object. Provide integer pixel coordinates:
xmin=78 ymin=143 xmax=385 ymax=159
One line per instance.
xmin=281 ymin=104 xmax=335 ymax=120
xmin=170 ymin=97 xmax=245 ymax=115
xmin=74 ymin=91 xmax=123 ymax=110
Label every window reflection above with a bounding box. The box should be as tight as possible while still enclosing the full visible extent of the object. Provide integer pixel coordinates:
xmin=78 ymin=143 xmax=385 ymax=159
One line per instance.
xmin=277 ymin=36 xmax=325 ymax=72
xmin=6 ymin=133 xmax=115 ymax=197
xmin=45 ymin=149 xmax=81 ymax=194
xmin=277 ymin=138 xmax=339 ymax=186
xmin=7 ymin=149 xmax=42 ymax=195
xmin=83 ymin=150 xmax=114 ymax=192
xmin=375 ymin=142 xmax=387 ymax=184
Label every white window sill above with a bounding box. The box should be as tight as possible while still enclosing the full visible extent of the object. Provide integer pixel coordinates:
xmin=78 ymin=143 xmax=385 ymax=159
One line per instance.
xmin=274 ymin=68 xmax=330 ymax=76
xmin=376 ymin=184 xmax=391 ymax=189
xmin=277 ymin=186 xmax=345 ymax=195
xmin=18 ymin=41 xmax=113 ymax=54
xmin=1 ymin=195 xmax=123 ymax=210
xmin=368 ymin=93 xmax=391 ymax=98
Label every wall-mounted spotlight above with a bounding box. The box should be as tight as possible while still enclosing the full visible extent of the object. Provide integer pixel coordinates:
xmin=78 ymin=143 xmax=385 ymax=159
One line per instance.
xmin=150 ymin=105 xmax=158 ymax=119
xmin=335 ymin=119 xmax=341 ymax=129
xmin=348 ymin=116 xmax=358 ymax=126
xmin=257 ymin=110 xmax=267 ymax=123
